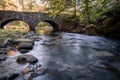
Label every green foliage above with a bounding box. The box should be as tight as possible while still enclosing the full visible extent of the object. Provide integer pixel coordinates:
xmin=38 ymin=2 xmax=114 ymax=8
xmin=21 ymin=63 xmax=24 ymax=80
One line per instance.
xmin=6 ymin=21 xmax=28 ymax=28
xmin=78 ymin=0 xmax=111 ymax=25
xmin=27 ymin=0 xmax=36 ymax=11
xmin=46 ymin=0 xmax=112 ymax=26
xmin=0 ymin=0 xmax=6 ymax=9
xmin=107 ymin=3 xmax=120 ymax=13
xmin=95 ymin=4 xmax=120 ymax=37
xmin=0 ymin=29 xmax=26 ymax=43
xmin=47 ymin=0 xmax=74 ymax=17
xmin=97 ymin=3 xmax=120 ymax=24
xmin=36 ymin=22 xmax=51 ymax=29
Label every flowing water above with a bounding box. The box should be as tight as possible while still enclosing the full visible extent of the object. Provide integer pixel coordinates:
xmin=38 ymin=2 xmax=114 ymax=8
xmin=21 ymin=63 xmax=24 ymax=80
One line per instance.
xmin=0 ymin=32 xmax=120 ymax=80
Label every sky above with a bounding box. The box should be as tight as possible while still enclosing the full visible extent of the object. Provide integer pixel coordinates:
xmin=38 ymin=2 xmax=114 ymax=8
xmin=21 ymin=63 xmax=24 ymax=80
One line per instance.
xmin=35 ymin=0 xmax=47 ymax=5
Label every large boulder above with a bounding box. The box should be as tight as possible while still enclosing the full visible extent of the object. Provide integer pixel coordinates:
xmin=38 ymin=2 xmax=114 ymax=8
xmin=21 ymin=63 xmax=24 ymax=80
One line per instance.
xmin=16 ymin=54 xmax=38 ymax=64
xmin=13 ymin=38 xmax=34 ymax=54
xmin=18 ymin=42 xmax=34 ymax=50
xmin=18 ymin=42 xmax=34 ymax=54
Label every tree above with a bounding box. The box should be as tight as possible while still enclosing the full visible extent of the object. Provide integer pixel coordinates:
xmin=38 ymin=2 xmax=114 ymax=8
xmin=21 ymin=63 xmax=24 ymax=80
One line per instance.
xmin=0 ymin=0 xmax=6 ymax=10
xmin=27 ymin=0 xmax=36 ymax=11
xmin=84 ymin=0 xmax=90 ymax=24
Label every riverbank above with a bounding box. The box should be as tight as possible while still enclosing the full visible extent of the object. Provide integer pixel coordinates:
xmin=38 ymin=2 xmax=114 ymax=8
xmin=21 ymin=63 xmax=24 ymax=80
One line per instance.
xmin=58 ymin=16 xmax=120 ymax=39
xmin=58 ymin=5 xmax=120 ymax=39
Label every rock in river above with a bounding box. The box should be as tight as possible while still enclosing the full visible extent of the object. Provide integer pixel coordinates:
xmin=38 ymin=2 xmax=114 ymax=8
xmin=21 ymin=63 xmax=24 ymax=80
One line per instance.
xmin=89 ymin=51 xmax=114 ymax=61
xmin=18 ymin=42 xmax=34 ymax=50
xmin=13 ymin=38 xmax=34 ymax=44
xmin=18 ymin=42 xmax=34 ymax=54
xmin=3 ymin=38 xmax=13 ymax=47
xmin=19 ymin=49 xmax=31 ymax=54
xmin=0 ymin=48 xmax=7 ymax=54
xmin=0 ymin=54 xmax=7 ymax=62
xmin=16 ymin=54 xmax=38 ymax=64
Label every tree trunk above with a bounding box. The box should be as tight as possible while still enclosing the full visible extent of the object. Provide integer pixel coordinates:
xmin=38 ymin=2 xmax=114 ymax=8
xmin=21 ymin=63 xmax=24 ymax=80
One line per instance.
xmin=84 ymin=0 xmax=90 ymax=24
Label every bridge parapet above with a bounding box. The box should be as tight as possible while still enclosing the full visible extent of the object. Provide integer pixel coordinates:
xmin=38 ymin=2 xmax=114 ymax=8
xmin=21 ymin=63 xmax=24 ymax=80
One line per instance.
xmin=0 ymin=10 xmax=59 ymax=32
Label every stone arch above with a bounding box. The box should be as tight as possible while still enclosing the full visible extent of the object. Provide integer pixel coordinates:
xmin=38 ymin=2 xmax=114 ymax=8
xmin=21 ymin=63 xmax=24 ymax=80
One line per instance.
xmin=0 ymin=19 xmax=30 ymax=30
xmin=37 ymin=20 xmax=59 ymax=32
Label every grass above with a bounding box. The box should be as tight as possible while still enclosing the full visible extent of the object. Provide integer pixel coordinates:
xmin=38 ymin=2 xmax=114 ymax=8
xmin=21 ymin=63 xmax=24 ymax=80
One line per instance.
xmin=0 ymin=29 xmax=26 ymax=43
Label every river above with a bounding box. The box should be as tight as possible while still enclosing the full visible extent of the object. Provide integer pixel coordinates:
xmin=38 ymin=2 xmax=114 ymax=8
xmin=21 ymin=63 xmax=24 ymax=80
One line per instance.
xmin=0 ymin=32 xmax=120 ymax=80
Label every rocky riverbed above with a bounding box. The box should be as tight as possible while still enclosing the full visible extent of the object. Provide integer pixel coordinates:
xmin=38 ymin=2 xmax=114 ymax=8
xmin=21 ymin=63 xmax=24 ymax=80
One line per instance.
xmin=0 ymin=32 xmax=120 ymax=80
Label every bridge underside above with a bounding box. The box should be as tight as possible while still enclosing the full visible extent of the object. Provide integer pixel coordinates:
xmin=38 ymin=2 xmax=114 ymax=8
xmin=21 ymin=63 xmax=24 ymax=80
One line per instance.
xmin=0 ymin=19 xmax=59 ymax=32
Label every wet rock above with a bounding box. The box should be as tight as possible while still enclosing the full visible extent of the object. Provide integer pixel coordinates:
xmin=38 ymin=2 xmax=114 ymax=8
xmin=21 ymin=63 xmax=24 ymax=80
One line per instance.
xmin=3 ymin=38 xmax=13 ymax=47
xmin=29 ymin=36 xmax=41 ymax=41
xmin=0 ymin=48 xmax=7 ymax=54
xmin=18 ymin=42 xmax=34 ymax=51
xmin=0 ymin=76 xmax=7 ymax=80
xmin=12 ymin=40 xmax=20 ymax=45
xmin=14 ymin=38 xmax=34 ymax=44
xmin=89 ymin=51 xmax=114 ymax=61
xmin=19 ymin=49 xmax=30 ymax=54
xmin=22 ymin=64 xmax=43 ymax=75
xmin=0 ymin=44 xmax=5 ymax=48
xmin=16 ymin=54 xmax=38 ymax=64
xmin=25 ymin=31 xmax=36 ymax=37
xmin=8 ymin=73 xmax=20 ymax=80
xmin=0 ymin=54 xmax=7 ymax=62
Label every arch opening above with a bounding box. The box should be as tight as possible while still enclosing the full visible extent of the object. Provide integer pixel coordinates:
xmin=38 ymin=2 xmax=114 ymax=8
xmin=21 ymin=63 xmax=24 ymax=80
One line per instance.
xmin=1 ymin=19 xmax=30 ymax=32
xmin=35 ymin=20 xmax=59 ymax=35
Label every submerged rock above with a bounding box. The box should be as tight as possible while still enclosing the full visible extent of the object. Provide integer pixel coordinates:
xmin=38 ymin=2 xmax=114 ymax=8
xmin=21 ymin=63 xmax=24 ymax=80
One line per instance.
xmin=89 ymin=51 xmax=114 ymax=61
xmin=16 ymin=54 xmax=38 ymax=64
xmin=103 ymin=55 xmax=120 ymax=72
xmin=89 ymin=51 xmax=120 ymax=73
xmin=0 ymin=54 xmax=7 ymax=62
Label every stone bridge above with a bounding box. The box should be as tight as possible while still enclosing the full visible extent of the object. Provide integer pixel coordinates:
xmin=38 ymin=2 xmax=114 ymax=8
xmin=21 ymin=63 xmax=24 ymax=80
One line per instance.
xmin=0 ymin=10 xmax=60 ymax=32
